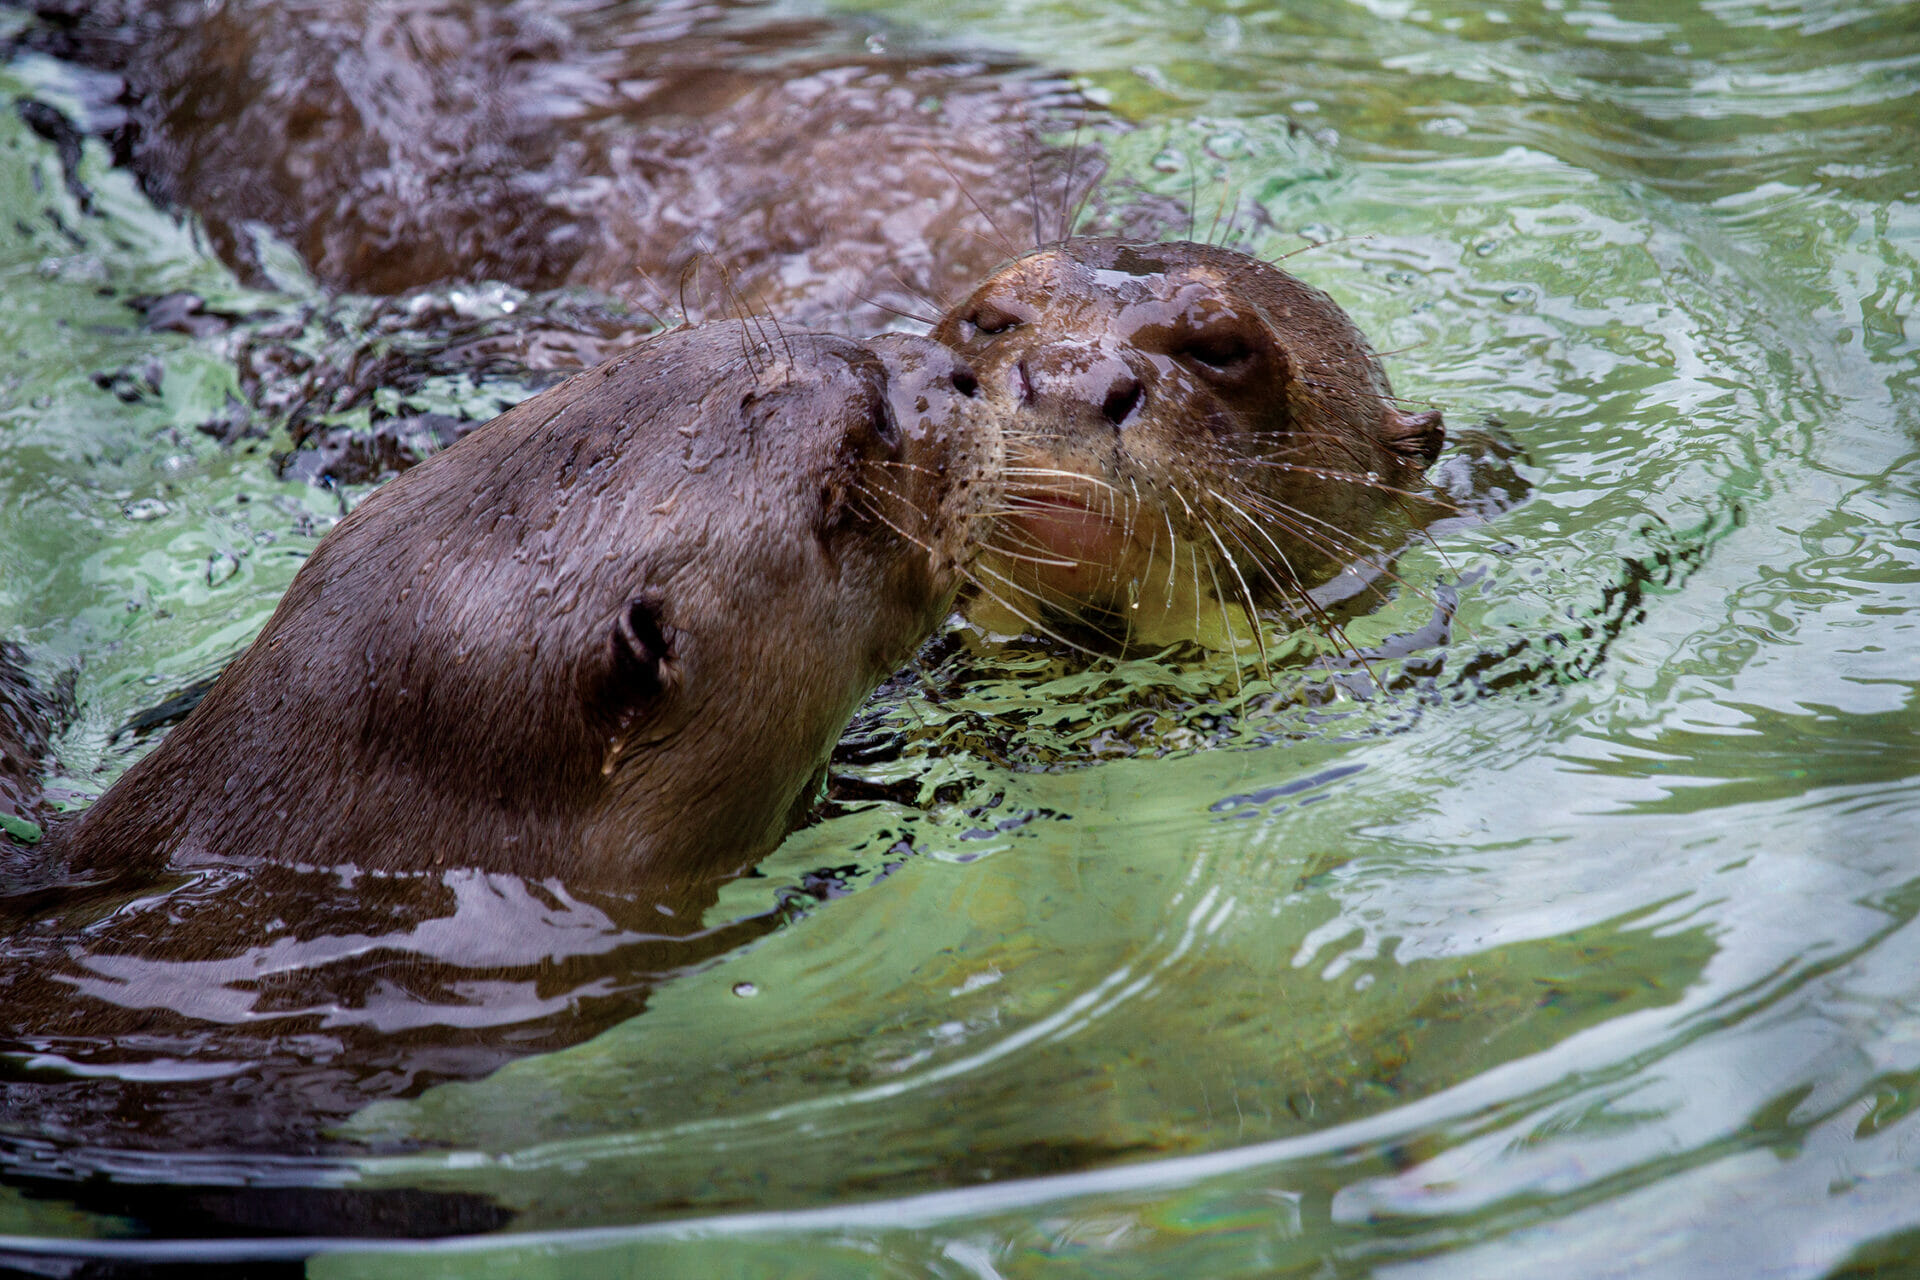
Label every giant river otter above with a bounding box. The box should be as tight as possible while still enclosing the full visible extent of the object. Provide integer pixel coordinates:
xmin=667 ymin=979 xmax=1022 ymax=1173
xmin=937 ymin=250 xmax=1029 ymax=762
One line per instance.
xmin=931 ymin=238 xmax=1446 ymax=652
xmin=0 ymin=321 xmax=999 ymax=1175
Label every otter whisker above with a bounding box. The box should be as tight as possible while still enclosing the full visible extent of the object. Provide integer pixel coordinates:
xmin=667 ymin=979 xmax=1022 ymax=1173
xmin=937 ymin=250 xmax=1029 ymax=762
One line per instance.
xmin=702 ymin=251 xmax=782 ymax=380
xmin=615 ymin=275 xmax=680 ymax=336
xmin=989 ymin=548 xmax=1086 ymax=574
xmin=1161 ymin=505 xmax=1182 ymax=608
xmin=1203 ymin=520 xmax=1271 ymax=680
xmin=968 ymin=502 xmax=1064 ymax=522
xmin=1211 ymin=491 xmax=1310 ymax=597
xmin=920 ymin=144 xmax=1020 ymax=261
xmin=1164 ymin=479 xmax=1200 ymax=523
xmin=763 ymin=292 xmax=797 ymax=371
xmin=950 ymin=221 xmax=1038 ymax=266
xmin=1232 ymin=490 xmax=1380 ymax=574
xmin=1233 ymin=458 xmax=1462 ymax=514
xmin=852 ymin=497 xmax=941 ymax=561
xmin=1001 ymin=469 xmax=1125 ymax=500
xmin=1022 ymin=122 xmax=1046 ymax=253
xmin=851 ymin=290 xmax=942 ymax=328
xmin=1235 ymin=485 xmax=1425 ymax=562
xmin=1217 ymin=520 xmax=1303 ymax=613
xmin=1269 ymin=232 xmax=1377 ymax=263
xmin=1374 ymin=392 xmax=1445 ymax=410
xmin=1197 ymin=550 xmax=1249 ymax=696
xmin=881 ymin=261 xmax=956 ymax=318
xmin=863 ymin=458 xmax=944 ymax=479
xmin=980 ymin=537 xmax=1085 ymax=570
xmin=1205 ymin=169 xmax=1244 ymax=248
xmin=1056 ymin=116 xmax=1087 ymax=246
xmin=1227 ymin=492 xmax=1446 ymax=627
xmin=966 ymin=563 xmax=1115 ymax=657
xmin=1211 ymin=511 xmax=1379 ymax=675
xmin=1067 ymin=146 xmax=1102 ymax=243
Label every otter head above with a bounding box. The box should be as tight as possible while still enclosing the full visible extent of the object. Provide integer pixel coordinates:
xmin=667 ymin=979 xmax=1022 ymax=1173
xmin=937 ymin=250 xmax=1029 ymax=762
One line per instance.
xmin=62 ymin=322 xmax=995 ymax=892
xmin=931 ymin=238 xmax=1444 ymax=651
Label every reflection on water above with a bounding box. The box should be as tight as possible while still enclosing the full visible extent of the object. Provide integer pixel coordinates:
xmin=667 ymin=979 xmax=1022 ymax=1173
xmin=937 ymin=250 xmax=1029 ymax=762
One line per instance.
xmin=2 ymin=0 xmax=1919 ymax=1273
xmin=0 ymin=861 xmax=789 ymax=1173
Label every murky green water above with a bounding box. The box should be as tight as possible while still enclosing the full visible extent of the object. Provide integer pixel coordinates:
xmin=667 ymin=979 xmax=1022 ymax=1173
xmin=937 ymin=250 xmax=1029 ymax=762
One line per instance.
xmin=3 ymin=0 xmax=1918 ymax=1274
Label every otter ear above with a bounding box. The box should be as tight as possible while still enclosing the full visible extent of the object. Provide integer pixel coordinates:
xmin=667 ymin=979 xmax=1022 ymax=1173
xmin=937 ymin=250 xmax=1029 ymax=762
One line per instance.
xmin=1384 ymin=408 xmax=1445 ymax=467
xmin=609 ymin=595 xmax=670 ymax=703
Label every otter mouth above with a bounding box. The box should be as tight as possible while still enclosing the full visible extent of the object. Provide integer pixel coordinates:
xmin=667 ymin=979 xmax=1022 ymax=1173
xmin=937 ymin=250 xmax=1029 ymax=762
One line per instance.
xmin=1003 ymin=490 xmax=1136 ymax=589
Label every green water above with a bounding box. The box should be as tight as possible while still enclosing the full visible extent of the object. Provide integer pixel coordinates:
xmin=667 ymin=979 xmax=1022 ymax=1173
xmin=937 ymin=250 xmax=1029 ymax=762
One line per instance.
xmin=3 ymin=0 xmax=1919 ymax=1274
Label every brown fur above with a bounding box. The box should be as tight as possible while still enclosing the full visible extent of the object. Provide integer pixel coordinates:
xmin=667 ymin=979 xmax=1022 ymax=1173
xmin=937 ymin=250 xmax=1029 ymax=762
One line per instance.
xmin=19 ymin=0 xmax=1109 ymax=331
xmin=55 ymin=322 xmax=995 ymax=891
xmin=930 ymin=238 xmax=1445 ymax=650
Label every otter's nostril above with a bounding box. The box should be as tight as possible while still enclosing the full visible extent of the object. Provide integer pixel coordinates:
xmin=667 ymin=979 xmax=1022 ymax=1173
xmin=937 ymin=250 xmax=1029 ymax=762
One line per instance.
xmin=1103 ymin=378 xmax=1143 ymax=426
xmin=950 ymin=367 xmax=979 ymax=398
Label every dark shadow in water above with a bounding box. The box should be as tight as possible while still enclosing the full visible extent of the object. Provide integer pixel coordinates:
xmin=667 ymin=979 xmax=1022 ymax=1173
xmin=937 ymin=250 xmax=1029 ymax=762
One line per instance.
xmin=0 ymin=855 xmax=822 ymax=1240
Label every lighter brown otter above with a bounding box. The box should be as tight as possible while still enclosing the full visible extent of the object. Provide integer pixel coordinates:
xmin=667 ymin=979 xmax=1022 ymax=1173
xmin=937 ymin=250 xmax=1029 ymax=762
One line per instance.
xmin=930 ymin=238 xmax=1445 ymax=653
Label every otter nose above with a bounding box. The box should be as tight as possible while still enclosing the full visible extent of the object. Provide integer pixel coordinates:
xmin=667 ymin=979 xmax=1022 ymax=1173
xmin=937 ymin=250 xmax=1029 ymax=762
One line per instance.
xmin=948 ymin=357 xmax=980 ymax=400
xmin=1017 ymin=345 xmax=1146 ymax=429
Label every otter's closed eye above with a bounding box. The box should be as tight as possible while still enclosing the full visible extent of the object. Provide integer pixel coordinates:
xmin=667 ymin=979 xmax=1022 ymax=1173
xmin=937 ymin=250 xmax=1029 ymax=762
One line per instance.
xmin=868 ymin=397 xmax=901 ymax=452
xmin=1179 ymin=330 xmax=1254 ymax=369
xmin=966 ymin=304 xmax=1023 ymax=336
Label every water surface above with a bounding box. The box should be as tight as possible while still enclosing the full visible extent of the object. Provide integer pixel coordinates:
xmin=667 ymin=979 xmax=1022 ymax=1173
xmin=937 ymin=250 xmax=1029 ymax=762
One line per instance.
xmin=1 ymin=0 xmax=1917 ymax=1274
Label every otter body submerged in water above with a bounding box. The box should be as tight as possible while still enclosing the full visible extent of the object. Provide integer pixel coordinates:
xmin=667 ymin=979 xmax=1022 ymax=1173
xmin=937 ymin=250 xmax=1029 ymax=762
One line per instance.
xmin=0 ymin=322 xmax=997 ymax=1173
xmin=41 ymin=321 xmax=993 ymax=891
xmin=931 ymin=238 xmax=1445 ymax=652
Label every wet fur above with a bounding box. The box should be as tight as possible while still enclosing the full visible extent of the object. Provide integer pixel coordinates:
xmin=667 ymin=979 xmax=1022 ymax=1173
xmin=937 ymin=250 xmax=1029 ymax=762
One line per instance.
xmin=929 ymin=237 xmax=1446 ymax=661
xmin=49 ymin=322 xmax=996 ymax=892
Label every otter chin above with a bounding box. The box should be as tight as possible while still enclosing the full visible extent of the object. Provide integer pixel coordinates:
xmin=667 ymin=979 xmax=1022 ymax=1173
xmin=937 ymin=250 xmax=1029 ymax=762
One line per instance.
xmin=49 ymin=321 xmax=998 ymax=894
xmin=930 ymin=238 xmax=1446 ymax=654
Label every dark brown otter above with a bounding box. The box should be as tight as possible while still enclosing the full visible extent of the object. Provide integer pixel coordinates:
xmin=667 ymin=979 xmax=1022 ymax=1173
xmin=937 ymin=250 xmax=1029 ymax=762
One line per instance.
xmin=930 ymin=238 xmax=1446 ymax=652
xmin=52 ymin=320 xmax=994 ymax=892
xmin=17 ymin=0 xmax=1133 ymax=332
xmin=0 ymin=322 xmax=995 ymax=1185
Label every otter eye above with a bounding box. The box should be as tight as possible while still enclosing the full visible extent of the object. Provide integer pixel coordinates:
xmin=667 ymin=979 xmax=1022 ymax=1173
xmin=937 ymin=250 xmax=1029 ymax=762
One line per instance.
xmin=846 ymin=386 xmax=899 ymax=457
xmin=966 ymin=304 xmax=1022 ymax=337
xmin=871 ymin=397 xmax=901 ymax=451
xmin=1181 ymin=330 xmax=1254 ymax=370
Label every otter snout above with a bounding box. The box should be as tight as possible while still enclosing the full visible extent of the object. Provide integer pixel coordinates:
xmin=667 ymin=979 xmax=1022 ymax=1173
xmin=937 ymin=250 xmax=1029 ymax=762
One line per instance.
xmin=865 ymin=333 xmax=983 ymax=427
xmin=1014 ymin=341 xmax=1147 ymax=430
